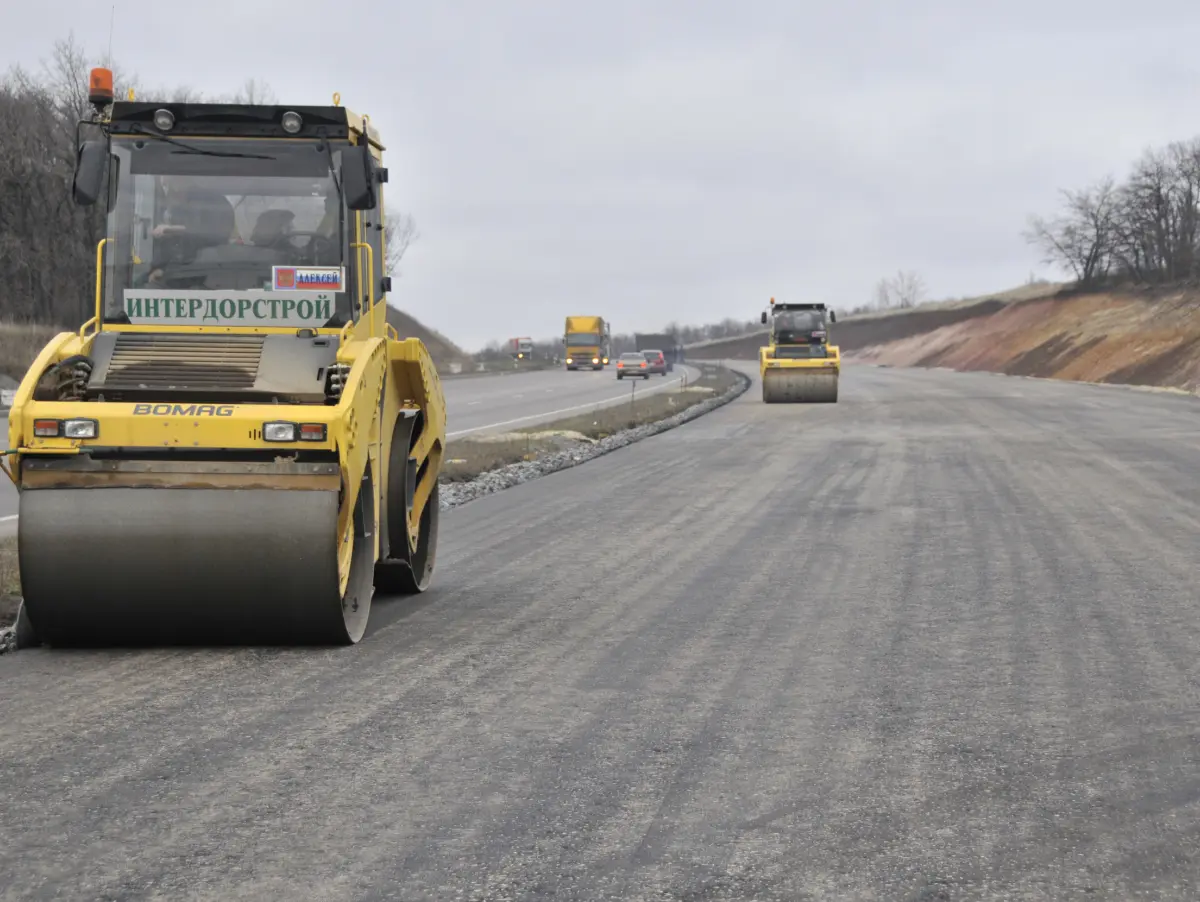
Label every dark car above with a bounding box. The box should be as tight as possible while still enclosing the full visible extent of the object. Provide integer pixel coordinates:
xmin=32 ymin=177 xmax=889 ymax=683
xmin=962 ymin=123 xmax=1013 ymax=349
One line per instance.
xmin=641 ymin=349 xmax=667 ymax=375
xmin=616 ymin=352 xmax=650 ymax=379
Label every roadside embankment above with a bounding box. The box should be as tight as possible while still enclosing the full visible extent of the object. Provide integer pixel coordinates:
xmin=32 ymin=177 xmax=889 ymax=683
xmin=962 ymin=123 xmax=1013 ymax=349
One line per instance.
xmin=682 ymin=281 xmax=1200 ymax=395
xmin=847 ymin=285 xmax=1200 ymax=394
xmin=681 ymin=283 xmax=1065 ymax=361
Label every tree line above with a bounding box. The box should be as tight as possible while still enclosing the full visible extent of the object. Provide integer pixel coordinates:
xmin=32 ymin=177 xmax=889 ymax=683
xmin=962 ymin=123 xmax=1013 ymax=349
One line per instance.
xmin=0 ymin=34 xmax=416 ymax=328
xmin=1025 ymin=137 xmax=1200 ymax=289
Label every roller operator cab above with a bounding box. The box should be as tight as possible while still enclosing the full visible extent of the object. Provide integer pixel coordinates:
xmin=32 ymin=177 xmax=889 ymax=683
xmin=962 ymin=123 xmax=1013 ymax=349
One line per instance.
xmin=759 ymin=299 xmax=840 ymax=403
xmin=6 ymin=69 xmax=447 ymax=647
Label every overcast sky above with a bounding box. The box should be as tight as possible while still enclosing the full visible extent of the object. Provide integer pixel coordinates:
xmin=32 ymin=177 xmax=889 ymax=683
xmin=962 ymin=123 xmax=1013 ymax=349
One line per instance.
xmin=6 ymin=1 xmax=1200 ymax=350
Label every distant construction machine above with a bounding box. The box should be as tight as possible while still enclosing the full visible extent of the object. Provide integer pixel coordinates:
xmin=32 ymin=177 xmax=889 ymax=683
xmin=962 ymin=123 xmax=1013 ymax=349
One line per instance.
xmin=563 ymin=315 xmax=610 ymax=370
xmin=6 ymin=69 xmax=446 ymax=647
xmin=759 ymin=299 xmax=840 ymax=403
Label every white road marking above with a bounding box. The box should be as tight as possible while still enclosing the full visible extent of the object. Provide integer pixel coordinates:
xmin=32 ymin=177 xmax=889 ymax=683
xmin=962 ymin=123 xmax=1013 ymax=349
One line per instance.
xmin=447 ymin=371 xmax=690 ymax=438
xmin=0 ymin=514 xmax=17 ymax=522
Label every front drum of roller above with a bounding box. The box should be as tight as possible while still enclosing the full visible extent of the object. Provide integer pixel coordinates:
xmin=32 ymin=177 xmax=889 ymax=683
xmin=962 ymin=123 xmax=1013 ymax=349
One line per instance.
xmin=18 ymin=486 xmax=365 ymax=647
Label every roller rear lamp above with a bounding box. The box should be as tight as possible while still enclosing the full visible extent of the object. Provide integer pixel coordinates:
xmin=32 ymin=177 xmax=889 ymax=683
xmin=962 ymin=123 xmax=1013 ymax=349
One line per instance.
xmin=263 ymin=421 xmax=327 ymax=443
xmin=34 ymin=418 xmax=97 ymax=439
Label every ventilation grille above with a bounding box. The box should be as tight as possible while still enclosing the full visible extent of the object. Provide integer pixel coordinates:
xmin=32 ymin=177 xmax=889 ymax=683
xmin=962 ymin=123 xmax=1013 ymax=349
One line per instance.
xmin=102 ymin=333 xmax=265 ymax=390
xmin=773 ymin=345 xmax=827 ymax=359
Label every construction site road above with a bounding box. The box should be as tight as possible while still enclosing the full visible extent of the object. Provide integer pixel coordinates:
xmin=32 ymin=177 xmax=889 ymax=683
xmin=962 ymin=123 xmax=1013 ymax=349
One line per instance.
xmin=3 ymin=362 xmax=1200 ymax=900
xmin=0 ymin=366 xmax=698 ymax=538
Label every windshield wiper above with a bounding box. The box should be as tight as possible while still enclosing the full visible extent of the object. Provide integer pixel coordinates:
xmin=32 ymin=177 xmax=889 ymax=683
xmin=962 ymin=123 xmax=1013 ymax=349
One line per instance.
xmin=318 ymin=137 xmax=346 ymax=262
xmin=130 ymin=124 xmax=274 ymax=159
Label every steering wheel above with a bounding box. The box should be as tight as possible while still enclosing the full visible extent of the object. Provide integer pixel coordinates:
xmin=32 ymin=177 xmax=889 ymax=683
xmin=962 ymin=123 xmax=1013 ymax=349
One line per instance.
xmin=281 ymin=231 xmax=335 ymax=266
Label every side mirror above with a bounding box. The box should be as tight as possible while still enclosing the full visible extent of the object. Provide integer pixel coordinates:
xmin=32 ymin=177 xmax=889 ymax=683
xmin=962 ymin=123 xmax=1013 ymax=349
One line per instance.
xmin=829 ymin=310 xmax=837 ymax=323
xmin=760 ymin=311 xmax=767 ymax=324
xmin=72 ymin=139 xmax=108 ymax=207
xmin=342 ymin=143 xmax=378 ymax=211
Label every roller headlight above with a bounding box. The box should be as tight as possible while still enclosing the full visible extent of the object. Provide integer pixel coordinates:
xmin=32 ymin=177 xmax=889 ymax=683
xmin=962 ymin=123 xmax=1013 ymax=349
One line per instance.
xmin=281 ymin=111 xmax=303 ymax=134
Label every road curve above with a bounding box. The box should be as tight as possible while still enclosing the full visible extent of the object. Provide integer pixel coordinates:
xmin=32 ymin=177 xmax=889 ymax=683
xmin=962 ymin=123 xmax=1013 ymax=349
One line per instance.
xmin=3 ymin=363 xmax=1200 ymax=899
xmin=442 ymin=364 xmax=698 ymax=437
xmin=0 ymin=366 xmax=697 ymax=537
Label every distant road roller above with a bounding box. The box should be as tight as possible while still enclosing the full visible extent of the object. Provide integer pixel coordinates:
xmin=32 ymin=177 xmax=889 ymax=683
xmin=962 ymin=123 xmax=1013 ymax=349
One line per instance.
xmin=4 ymin=70 xmax=446 ymax=646
xmin=758 ymin=299 xmax=840 ymax=403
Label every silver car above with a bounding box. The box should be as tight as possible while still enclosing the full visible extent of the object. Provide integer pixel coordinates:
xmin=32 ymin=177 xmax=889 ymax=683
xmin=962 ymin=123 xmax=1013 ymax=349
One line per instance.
xmin=616 ymin=352 xmax=650 ymax=379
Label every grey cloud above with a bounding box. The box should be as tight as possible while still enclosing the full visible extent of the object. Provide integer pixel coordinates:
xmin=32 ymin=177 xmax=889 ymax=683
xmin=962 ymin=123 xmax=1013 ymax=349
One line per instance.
xmin=5 ymin=0 xmax=1199 ymax=348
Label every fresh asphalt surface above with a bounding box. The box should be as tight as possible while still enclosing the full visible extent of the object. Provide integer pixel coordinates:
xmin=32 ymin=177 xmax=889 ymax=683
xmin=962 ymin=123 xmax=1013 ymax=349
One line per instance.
xmin=0 ymin=364 xmax=696 ymax=537
xmin=3 ymin=362 xmax=1200 ymax=899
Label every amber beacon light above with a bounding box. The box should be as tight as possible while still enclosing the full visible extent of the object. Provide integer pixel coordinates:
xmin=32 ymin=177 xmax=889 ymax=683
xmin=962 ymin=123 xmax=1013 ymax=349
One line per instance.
xmin=88 ymin=67 xmax=114 ymax=110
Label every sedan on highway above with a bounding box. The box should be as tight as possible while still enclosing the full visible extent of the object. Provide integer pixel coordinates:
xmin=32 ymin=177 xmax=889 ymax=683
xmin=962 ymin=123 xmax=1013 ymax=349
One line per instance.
xmin=615 ymin=352 xmax=650 ymax=379
xmin=641 ymin=349 xmax=667 ymax=376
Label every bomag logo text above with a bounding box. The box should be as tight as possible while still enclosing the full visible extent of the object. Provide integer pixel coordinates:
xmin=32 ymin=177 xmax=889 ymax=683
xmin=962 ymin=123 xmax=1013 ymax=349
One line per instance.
xmin=132 ymin=404 xmax=235 ymax=417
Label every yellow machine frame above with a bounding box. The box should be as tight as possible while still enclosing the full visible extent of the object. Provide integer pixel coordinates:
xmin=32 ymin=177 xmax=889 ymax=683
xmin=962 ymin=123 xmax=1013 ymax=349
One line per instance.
xmin=5 ymin=81 xmax=446 ymax=646
xmin=758 ymin=298 xmax=840 ymax=404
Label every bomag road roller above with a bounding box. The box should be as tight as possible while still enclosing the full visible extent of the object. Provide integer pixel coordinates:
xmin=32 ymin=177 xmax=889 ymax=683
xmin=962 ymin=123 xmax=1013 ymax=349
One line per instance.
xmin=4 ymin=69 xmax=446 ymax=647
xmin=759 ymin=298 xmax=840 ymax=403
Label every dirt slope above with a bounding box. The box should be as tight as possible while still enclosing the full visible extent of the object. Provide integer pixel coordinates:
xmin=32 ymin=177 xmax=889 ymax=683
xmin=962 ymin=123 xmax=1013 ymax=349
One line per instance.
xmin=685 ymin=281 xmax=1200 ymax=395
xmin=684 ymin=283 xmax=1064 ymax=362
xmin=849 ymin=285 xmax=1200 ymax=393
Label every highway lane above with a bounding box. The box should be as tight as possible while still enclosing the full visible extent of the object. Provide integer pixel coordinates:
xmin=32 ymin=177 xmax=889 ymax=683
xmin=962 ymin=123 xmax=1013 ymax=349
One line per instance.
xmin=0 ymin=365 xmax=697 ymax=538
xmin=3 ymin=364 xmax=1200 ymax=898
xmin=442 ymin=364 xmax=697 ymax=437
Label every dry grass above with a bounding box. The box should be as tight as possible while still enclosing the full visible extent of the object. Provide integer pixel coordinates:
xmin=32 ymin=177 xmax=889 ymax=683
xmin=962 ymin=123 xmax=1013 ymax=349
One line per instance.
xmin=0 ymin=321 xmax=61 ymax=383
xmin=0 ymin=537 xmax=20 ymax=629
xmin=441 ymin=366 xmax=740 ymax=482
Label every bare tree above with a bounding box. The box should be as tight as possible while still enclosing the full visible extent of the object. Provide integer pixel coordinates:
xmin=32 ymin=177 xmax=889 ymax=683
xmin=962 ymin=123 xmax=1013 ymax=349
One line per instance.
xmin=1025 ymin=135 xmax=1200 ymax=287
xmin=1023 ymin=176 xmax=1119 ymax=288
xmin=891 ymin=270 xmax=926 ymax=308
xmin=385 ymin=212 xmax=419 ymax=276
xmin=873 ymin=278 xmax=892 ymax=309
xmin=230 ymin=77 xmax=277 ymax=105
xmin=0 ymin=32 xmax=423 ymax=329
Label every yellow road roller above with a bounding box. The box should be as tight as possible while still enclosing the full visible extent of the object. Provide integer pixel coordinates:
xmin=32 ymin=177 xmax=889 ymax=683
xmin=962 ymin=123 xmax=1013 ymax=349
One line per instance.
xmin=3 ymin=70 xmax=446 ymax=646
xmin=759 ymin=299 xmax=840 ymax=403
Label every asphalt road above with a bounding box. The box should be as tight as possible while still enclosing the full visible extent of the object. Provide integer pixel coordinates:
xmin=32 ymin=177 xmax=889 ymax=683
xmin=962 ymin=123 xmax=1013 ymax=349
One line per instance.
xmin=442 ymin=364 xmax=697 ymax=438
xmin=3 ymin=363 xmax=1200 ymax=900
xmin=0 ymin=366 xmax=696 ymax=538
